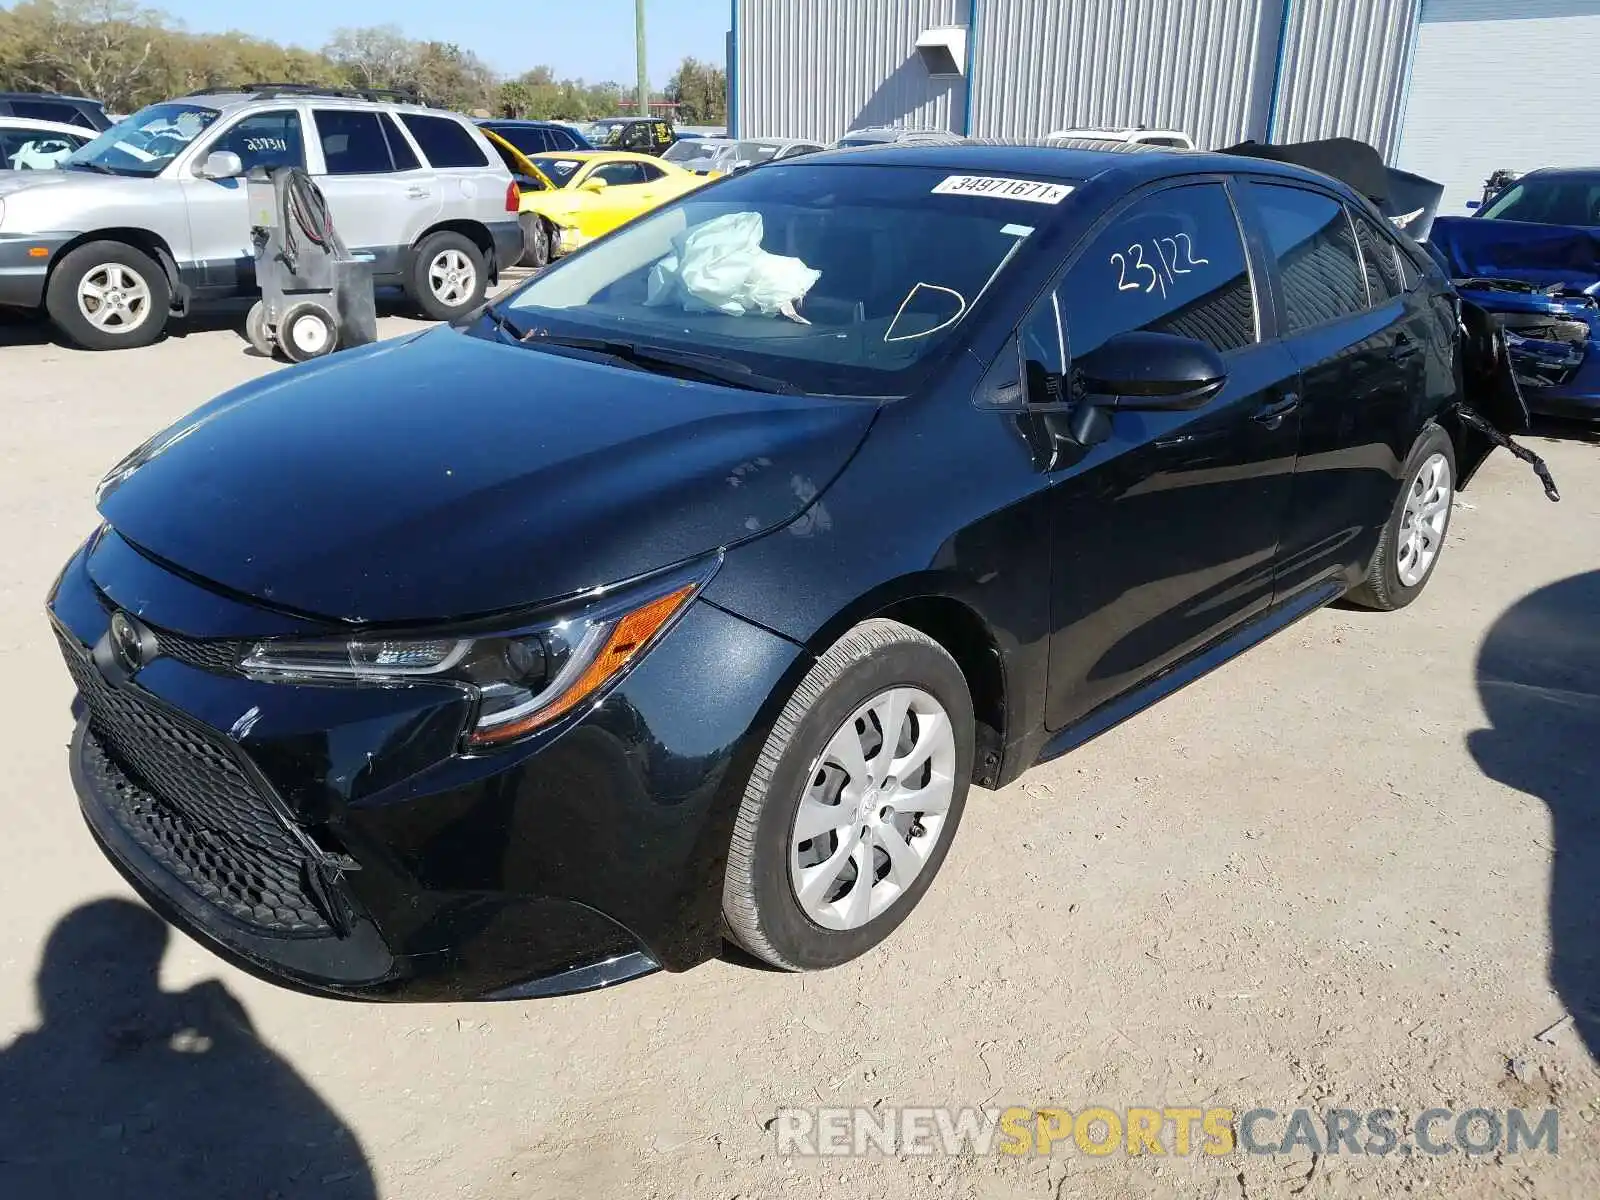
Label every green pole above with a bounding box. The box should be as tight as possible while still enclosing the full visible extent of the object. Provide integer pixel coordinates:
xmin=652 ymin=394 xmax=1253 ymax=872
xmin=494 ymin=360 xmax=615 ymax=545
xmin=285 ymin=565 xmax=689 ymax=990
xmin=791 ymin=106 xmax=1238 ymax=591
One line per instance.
xmin=635 ymin=0 xmax=650 ymax=118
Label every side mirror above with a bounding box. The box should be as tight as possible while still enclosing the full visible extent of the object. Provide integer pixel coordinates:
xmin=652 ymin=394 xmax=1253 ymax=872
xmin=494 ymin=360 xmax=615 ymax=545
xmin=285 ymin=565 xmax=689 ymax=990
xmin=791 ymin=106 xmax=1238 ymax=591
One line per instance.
xmin=197 ymin=150 xmax=243 ymax=180
xmin=580 ymin=177 xmax=608 ymax=194
xmin=513 ymin=173 xmax=543 ymax=193
xmin=1074 ymin=330 xmax=1227 ymax=411
xmin=1465 ymin=199 xmax=1482 ymax=211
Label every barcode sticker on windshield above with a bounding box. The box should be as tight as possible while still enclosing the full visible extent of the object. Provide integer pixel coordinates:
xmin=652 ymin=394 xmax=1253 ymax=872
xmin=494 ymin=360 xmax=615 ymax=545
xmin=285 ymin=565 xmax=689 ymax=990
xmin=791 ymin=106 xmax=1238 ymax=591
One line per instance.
xmin=932 ymin=175 xmax=1074 ymax=204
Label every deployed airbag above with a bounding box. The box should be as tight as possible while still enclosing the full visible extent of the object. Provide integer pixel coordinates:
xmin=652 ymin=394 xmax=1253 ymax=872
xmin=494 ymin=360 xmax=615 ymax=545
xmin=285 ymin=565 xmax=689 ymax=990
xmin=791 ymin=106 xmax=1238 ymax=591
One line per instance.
xmin=646 ymin=212 xmax=821 ymax=321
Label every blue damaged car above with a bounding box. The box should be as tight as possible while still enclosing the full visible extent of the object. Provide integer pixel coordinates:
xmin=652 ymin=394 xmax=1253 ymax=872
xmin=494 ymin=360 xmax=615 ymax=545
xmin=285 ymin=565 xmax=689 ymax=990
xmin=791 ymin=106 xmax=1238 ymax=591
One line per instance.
xmin=1428 ymin=168 xmax=1600 ymax=421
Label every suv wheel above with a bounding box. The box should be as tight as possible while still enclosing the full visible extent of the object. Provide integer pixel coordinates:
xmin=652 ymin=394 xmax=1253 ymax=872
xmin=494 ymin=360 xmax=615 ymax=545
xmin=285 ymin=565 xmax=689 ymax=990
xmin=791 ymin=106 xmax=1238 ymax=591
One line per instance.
xmin=409 ymin=232 xmax=486 ymax=321
xmin=722 ymin=619 xmax=975 ymax=971
xmin=46 ymin=241 xmax=170 ymax=350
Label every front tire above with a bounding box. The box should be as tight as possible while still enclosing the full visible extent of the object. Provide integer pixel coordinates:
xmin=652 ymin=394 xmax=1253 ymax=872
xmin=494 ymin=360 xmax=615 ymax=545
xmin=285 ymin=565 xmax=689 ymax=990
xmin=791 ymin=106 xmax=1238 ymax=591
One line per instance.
xmin=408 ymin=231 xmax=486 ymax=321
xmin=723 ymin=619 xmax=975 ymax=971
xmin=518 ymin=213 xmax=551 ymax=269
xmin=1348 ymin=423 xmax=1457 ymax=611
xmin=45 ymin=241 xmax=170 ymax=350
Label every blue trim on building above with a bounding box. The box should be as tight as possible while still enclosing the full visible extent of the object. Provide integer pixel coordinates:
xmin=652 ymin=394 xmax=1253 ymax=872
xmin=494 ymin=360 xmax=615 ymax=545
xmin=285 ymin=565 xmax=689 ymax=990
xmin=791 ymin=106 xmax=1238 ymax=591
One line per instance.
xmin=1265 ymin=0 xmax=1295 ymax=142
xmin=1389 ymin=1 xmax=1426 ymax=163
xmin=962 ymin=0 xmax=979 ymax=136
xmin=728 ymin=0 xmax=741 ymax=139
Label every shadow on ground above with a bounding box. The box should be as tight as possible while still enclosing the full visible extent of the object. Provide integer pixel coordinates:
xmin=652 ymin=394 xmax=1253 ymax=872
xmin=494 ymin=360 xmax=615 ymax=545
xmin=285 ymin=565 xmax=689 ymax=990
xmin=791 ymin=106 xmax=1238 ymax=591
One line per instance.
xmin=0 ymin=899 xmax=374 ymax=1200
xmin=1470 ymin=570 xmax=1600 ymax=1060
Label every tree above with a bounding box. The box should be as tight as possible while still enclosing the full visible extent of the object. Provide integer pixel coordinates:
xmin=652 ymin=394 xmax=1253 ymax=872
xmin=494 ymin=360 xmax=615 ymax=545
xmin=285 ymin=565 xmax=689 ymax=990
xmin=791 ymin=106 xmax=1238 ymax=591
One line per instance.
xmin=0 ymin=0 xmax=165 ymax=111
xmin=664 ymin=56 xmax=726 ymax=125
xmin=323 ymin=24 xmax=411 ymax=91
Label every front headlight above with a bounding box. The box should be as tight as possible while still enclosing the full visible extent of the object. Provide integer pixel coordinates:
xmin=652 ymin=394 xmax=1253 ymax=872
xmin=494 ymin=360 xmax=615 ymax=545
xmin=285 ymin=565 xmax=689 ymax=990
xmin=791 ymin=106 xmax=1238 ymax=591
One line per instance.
xmin=240 ymin=559 xmax=717 ymax=748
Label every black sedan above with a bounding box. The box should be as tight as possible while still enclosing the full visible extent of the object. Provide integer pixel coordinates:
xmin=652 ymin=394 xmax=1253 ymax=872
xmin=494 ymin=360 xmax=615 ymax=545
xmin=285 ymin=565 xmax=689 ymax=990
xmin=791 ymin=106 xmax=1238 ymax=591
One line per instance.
xmin=48 ymin=143 xmax=1529 ymax=1001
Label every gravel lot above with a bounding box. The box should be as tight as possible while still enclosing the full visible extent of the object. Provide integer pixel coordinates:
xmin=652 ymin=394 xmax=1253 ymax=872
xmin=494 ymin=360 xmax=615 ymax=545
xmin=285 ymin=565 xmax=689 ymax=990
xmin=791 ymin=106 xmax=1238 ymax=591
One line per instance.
xmin=0 ymin=298 xmax=1596 ymax=1200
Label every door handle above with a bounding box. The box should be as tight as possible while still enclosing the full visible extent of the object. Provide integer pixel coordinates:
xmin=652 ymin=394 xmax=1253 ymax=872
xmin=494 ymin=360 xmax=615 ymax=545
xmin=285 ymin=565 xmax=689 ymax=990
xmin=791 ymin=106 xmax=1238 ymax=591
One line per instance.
xmin=1390 ymin=335 xmax=1422 ymax=363
xmin=406 ymin=187 xmax=431 ymax=199
xmin=1252 ymin=392 xmax=1301 ymax=429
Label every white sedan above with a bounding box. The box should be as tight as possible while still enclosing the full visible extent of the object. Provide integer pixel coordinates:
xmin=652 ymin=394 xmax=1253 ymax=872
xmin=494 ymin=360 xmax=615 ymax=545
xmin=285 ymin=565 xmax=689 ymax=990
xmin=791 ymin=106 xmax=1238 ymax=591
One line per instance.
xmin=0 ymin=115 xmax=93 ymax=171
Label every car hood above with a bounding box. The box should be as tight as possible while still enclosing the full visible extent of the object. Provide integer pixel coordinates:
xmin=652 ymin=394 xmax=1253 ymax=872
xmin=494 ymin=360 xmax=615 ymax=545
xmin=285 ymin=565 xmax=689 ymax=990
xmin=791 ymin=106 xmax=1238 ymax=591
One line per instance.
xmin=97 ymin=323 xmax=878 ymax=624
xmin=0 ymin=168 xmax=115 ymax=198
xmin=1429 ymin=216 xmax=1600 ymax=291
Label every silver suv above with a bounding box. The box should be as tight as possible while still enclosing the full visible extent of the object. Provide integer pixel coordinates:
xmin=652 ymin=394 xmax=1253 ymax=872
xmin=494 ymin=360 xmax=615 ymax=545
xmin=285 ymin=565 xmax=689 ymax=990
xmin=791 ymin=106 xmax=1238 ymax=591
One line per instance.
xmin=0 ymin=85 xmax=522 ymax=349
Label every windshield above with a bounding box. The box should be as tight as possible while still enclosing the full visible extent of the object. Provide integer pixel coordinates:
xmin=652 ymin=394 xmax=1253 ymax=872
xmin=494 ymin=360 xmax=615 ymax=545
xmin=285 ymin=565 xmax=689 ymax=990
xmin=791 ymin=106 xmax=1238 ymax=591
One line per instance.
xmin=663 ymin=139 xmax=727 ymax=164
xmin=591 ymin=120 xmax=632 ymax=145
xmin=1480 ymin=175 xmax=1600 ymax=226
xmin=835 ymin=134 xmax=893 ymax=148
xmin=528 ymin=155 xmax=584 ymax=187
xmin=497 ymin=162 xmax=1062 ymax=396
xmin=63 ymin=102 xmax=219 ymax=177
xmin=735 ymin=141 xmax=783 ymax=165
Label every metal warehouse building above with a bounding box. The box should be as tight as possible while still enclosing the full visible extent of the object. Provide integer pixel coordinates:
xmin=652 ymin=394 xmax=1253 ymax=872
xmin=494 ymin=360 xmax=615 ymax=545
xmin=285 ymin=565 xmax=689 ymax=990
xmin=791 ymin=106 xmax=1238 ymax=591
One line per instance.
xmin=728 ymin=0 xmax=1600 ymax=214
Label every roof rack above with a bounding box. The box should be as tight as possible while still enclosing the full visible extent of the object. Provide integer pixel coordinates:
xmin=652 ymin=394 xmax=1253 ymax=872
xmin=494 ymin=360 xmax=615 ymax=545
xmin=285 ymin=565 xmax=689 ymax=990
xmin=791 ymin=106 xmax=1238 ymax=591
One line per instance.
xmin=188 ymin=83 xmax=427 ymax=105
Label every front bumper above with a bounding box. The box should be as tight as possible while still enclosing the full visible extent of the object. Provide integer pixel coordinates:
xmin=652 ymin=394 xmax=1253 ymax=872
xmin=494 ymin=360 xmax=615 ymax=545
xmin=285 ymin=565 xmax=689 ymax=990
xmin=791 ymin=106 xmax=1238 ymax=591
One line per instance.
xmin=0 ymin=232 xmax=72 ymax=307
xmin=50 ymin=530 xmax=804 ymax=1001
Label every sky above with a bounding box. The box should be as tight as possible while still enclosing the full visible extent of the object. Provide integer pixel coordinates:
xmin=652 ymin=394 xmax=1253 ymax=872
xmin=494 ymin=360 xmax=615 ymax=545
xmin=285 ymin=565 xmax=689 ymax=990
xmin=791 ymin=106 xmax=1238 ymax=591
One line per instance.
xmin=156 ymin=0 xmax=729 ymax=86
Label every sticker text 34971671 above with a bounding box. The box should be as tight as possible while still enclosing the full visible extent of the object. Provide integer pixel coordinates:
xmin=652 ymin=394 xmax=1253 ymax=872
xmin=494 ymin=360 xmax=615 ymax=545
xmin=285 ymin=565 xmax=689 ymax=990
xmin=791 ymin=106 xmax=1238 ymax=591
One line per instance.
xmin=931 ymin=175 xmax=1075 ymax=205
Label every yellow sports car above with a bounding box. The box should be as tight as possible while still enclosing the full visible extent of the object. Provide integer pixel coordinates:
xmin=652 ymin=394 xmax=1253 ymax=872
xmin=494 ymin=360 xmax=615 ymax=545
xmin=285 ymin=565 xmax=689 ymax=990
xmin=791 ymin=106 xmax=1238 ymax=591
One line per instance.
xmin=479 ymin=134 xmax=710 ymax=267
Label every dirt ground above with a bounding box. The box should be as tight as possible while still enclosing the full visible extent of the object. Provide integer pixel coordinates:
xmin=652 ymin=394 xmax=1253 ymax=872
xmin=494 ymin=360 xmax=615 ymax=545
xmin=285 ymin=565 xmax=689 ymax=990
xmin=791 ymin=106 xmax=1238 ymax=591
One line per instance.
xmin=0 ymin=297 xmax=1596 ymax=1200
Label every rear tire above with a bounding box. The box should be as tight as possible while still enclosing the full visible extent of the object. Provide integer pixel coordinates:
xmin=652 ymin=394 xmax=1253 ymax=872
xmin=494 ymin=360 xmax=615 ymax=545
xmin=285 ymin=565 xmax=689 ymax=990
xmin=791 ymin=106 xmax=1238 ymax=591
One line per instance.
xmin=45 ymin=241 xmax=170 ymax=350
xmin=1348 ymin=423 xmax=1457 ymax=611
xmin=723 ymin=619 xmax=975 ymax=972
xmin=408 ymin=231 xmax=486 ymax=321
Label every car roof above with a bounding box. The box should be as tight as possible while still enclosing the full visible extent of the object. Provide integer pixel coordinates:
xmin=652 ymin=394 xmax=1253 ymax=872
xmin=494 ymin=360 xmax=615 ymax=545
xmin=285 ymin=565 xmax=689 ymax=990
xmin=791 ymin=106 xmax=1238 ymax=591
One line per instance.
xmin=1512 ymin=167 xmax=1600 ymax=182
xmin=799 ymin=140 xmax=1340 ymax=189
xmin=170 ymin=91 xmax=439 ymax=115
xmin=480 ymin=118 xmax=569 ymax=128
xmin=0 ymin=91 xmax=99 ymax=103
xmin=0 ymin=115 xmax=92 ymax=136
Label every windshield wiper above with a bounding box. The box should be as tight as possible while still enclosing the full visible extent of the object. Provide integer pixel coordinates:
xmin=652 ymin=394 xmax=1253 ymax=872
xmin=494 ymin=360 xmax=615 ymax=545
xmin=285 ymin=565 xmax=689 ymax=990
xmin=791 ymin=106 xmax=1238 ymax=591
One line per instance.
xmin=521 ymin=333 xmax=802 ymax=395
xmin=67 ymin=160 xmax=116 ymax=175
xmin=484 ymin=305 xmax=528 ymax=342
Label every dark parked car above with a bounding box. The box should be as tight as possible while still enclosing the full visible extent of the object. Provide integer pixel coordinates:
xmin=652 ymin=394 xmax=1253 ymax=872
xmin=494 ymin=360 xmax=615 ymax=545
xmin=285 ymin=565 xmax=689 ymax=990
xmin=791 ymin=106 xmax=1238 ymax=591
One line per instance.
xmin=0 ymin=91 xmax=111 ymax=130
xmin=1429 ymin=167 xmax=1600 ymax=421
xmin=49 ymin=143 xmax=1530 ymax=1002
xmin=476 ymin=118 xmax=592 ymax=154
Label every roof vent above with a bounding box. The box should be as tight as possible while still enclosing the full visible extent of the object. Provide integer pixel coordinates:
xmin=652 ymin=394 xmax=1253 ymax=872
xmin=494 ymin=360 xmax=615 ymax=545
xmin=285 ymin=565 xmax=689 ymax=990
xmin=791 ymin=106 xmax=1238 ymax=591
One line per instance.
xmin=915 ymin=26 xmax=968 ymax=77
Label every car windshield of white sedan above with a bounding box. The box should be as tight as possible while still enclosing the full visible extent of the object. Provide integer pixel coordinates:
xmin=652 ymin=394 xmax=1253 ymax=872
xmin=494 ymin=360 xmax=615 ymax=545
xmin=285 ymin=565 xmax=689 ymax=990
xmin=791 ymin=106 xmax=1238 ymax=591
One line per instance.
xmin=503 ymin=163 xmax=1071 ymax=394
xmin=528 ymin=155 xmax=584 ymax=187
xmin=63 ymin=103 xmax=219 ymax=177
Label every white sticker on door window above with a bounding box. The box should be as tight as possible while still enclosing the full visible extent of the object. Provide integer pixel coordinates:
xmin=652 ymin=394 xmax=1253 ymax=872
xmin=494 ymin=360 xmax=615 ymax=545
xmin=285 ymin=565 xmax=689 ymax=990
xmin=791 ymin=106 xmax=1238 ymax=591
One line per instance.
xmin=931 ymin=175 xmax=1074 ymax=204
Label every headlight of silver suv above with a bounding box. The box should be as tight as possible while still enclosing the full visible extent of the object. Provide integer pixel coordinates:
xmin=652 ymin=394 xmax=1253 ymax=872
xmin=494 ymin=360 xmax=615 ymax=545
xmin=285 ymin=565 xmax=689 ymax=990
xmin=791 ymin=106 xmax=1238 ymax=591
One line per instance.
xmin=240 ymin=558 xmax=718 ymax=748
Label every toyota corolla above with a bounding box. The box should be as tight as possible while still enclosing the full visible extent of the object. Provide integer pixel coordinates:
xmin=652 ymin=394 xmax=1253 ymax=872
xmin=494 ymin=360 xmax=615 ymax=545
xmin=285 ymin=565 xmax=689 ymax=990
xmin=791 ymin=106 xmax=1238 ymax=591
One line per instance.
xmin=48 ymin=143 xmax=1535 ymax=1001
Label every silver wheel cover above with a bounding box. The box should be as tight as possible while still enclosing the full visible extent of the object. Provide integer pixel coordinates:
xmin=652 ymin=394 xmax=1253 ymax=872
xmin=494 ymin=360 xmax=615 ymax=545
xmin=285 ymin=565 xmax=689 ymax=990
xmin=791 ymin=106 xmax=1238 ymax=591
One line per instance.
xmin=1397 ymin=451 xmax=1453 ymax=588
xmin=427 ymin=249 xmax=477 ymax=307
xmin=77 ymin=262 xmax=152 ymax=333
xmin=789 ymin=687 xmax=958 ymax=931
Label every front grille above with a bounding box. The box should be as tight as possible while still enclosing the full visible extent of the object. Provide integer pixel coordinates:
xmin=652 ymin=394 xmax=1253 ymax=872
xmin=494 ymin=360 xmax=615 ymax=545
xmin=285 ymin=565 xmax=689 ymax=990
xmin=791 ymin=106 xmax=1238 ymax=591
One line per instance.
xmin=150 ymin=627 xmax=247 ymax=675
xmin=58 ymin=630 xmax=333 ymax=937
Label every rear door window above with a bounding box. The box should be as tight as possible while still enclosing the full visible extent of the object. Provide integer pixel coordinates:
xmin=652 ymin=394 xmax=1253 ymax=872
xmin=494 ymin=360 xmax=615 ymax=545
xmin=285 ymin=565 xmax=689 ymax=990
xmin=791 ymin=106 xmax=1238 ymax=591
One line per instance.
xmin=314 ymin=110 xmax=393 ymax=174
xmin=1059 ymin=181 xmax=1259 ymax=362
xmin=400 ymin=114 xmax=489 ymax=168
xmin=1248 ymin=182 xmax=1369 ymax=332
xmin=1349 ymin=208 xmax=1405 ymax=302
xmin=380 ymin=115 xmax=420 ymax=171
